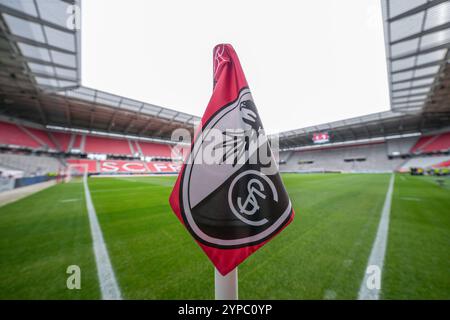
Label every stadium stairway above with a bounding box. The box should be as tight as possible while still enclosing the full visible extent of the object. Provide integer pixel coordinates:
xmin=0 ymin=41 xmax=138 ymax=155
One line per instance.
xmin=66 ymin=133 xmax=76 ymax=152
xmin=411 ymin=135 xmax=437 ymax=154
xmin=19 ymin=126 xmax=54 ymax=150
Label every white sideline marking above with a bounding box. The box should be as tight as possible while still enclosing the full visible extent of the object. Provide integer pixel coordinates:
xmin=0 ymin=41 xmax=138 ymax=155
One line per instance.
xmin=83 ymin=176 xmax=122 ymax=300
xmin=358 ymin=174 xmax=395 ymax=300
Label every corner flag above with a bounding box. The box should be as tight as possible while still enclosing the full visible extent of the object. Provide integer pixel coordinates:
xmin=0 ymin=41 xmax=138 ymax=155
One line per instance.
xmin=169 ymin=44 xmax=294 ymax=276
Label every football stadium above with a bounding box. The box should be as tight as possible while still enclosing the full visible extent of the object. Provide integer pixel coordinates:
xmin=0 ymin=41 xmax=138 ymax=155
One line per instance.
xmin=0 ymin=0 xmax=449 ymax=303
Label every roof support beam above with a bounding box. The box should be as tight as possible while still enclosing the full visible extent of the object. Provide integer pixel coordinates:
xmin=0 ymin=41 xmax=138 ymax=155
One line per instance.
xmin=388 ymin=0 xmax=448 ymax=23
xmin=390 ymin=43 xmax=450 ymax=61
xmin=390 ymin=22 xmax=450 ymax=46
xmin=0 ymin=4 xmax=77 ymax=34
xmin=391 ymin=59 xmax=447 ymax=74
xmin=392 ymin=91 xmax=432 ymax=100
xmin=392 ymin=73 xmax=437 ymax=84
xmin=124 ymin=117 xmax=136 ymax=134
xmin=35 ymin=99 xmax=47 ymax=125
xmin=10 ymin=55 xmax=77 ymax=70
xmin=392 ymin=82 xmax=439 ymax=93
xmin=107 ymin=112 xmax=118 ymax=132
xmin=139 ymin=119 xmax=154 ymax=136
xmin=6 ymin=34 xmax=76 ymax=55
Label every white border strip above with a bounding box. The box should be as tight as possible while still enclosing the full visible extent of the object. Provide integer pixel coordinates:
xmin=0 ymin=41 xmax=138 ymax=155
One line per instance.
xmin=358 ymin=174 xmax=395 ymax=300
xmin=83 ymin=175 xmax=122 ymax=300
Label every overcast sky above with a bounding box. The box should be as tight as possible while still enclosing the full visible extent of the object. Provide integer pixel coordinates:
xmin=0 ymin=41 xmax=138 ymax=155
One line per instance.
xmin=81 ymin=0 xmax=390 ymax=134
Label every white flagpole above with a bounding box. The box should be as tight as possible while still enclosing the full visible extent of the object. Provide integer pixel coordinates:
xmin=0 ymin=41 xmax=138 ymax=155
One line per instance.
xmin=215 ymin=267 xmax=238 ymax=300
xmin=212 ymin=53 xmax=238 ymax=301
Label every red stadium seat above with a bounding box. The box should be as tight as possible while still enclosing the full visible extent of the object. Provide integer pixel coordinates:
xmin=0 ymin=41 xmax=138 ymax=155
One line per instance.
xmin=72 ymin=134 xmax=83 ymax=151
xmin=24 ymin=127 xmax=58 ymax=150
xmin=138 ymin=141 xmax=172 ymax=157
xmin=84 ymin=136 xmax=132 ymax=155
xmin=0 ymin=121 xmax=41 ymax=148
xmin=51 ymin=132 xmax=72 ymax=152
xmin=410 ymin=132 xmax=450 ymax=154
xmin=421 ymin=132 xmax=450 ymax=153
xmin=410 ymin=136 xmax=433 ymax=153
xmin=0 ymin=120 xmax=176 ymax=158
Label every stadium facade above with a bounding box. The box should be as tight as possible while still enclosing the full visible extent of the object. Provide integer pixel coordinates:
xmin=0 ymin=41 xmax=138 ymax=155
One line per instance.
xmin=0 ymin=0 xmax=450 ymax=190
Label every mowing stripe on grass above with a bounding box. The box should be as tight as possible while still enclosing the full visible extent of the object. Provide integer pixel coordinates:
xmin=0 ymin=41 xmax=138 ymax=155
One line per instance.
xmin=400 ymin=197 xmax=422 ymax=201
xmin=358 ymin=174 xmax=395 ymax=300
xmin=83 ymin=176 xmax=122 ymax=300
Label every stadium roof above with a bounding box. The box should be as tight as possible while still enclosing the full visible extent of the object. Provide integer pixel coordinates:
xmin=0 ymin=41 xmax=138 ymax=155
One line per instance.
xmin=0 ymin=0 xmax=81 ymax=90
xmin=381 ymin=0 xmax=450 ymax=113
xmin=276 ymin=110 xmax=450 ymax=149
xmin=277 ymin=0 xmax=450 ymax=149
xmin=0 ymin=0 xmax=200 ymax=140
xmin=0 ymin=1 xmax=449 ymax=146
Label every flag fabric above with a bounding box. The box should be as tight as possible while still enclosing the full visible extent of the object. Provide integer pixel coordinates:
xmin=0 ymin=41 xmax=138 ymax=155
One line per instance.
xmin=169 ymin=44 xmax=294 ymax=276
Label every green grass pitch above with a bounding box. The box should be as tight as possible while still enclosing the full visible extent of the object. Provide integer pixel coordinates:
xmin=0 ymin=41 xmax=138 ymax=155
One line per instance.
xmin=0 ymin=174 xmax=449 ymax=299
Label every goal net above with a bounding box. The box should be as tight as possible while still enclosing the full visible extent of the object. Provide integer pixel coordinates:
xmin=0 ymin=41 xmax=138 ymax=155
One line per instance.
xmin=64 ymin=163 xmax=89 ymax=183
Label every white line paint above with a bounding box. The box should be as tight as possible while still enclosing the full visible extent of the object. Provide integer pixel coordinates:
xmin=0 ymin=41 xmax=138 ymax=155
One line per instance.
xmin=358 ymin=174 xmax=395 ymax=300
xmin=83 ymin=175 xmax=122 ymax=300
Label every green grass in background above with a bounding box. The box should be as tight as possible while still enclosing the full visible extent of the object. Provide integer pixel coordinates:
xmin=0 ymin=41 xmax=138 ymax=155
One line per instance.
xmin=0 ymin=181 xmax=99 ymax=299
xmin=383 ymin=175 xmax=450 ymax=299
xmin=0 ymin=174 xmax=449 ymax=299
xmin=89 ymin=174 xmax=389 ymax=299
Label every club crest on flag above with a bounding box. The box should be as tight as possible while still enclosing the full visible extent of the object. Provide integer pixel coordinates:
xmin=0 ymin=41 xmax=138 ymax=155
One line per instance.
xmin=179 ymin=89 xmax=292 ymax=248
xmin=169 ymin=44 xmax=294 ymax=276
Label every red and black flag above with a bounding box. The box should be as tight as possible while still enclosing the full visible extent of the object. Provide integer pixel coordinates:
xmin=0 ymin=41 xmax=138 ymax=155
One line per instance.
xmin=169 ymin=44 xmax=294 ymax=276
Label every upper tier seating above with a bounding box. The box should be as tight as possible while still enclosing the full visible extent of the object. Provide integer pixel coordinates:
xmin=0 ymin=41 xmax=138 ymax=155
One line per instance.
xmin=410 ymin=132 xmax=450 ymax=154
xmin=421 ymin=132 xmax=450 ymax=153
xmin=72 ymin=134 xmax=83 ymax=151
xmin=23 ymin=127 xmax=58 ymax=150
xmin=0 ymin=121 xmax=174 ymax=157
xmin=410 ymin=136 xmax=434 ymax=153
xmin=84 ymin=136 xmax=132 ymax=155
xmin=0 ymin=122 xmax=41 ymax=148
xmin=138 ymin=141 xmax=172 ymax=157
xmin=51 ymin=132 xmax=72 ymax=152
